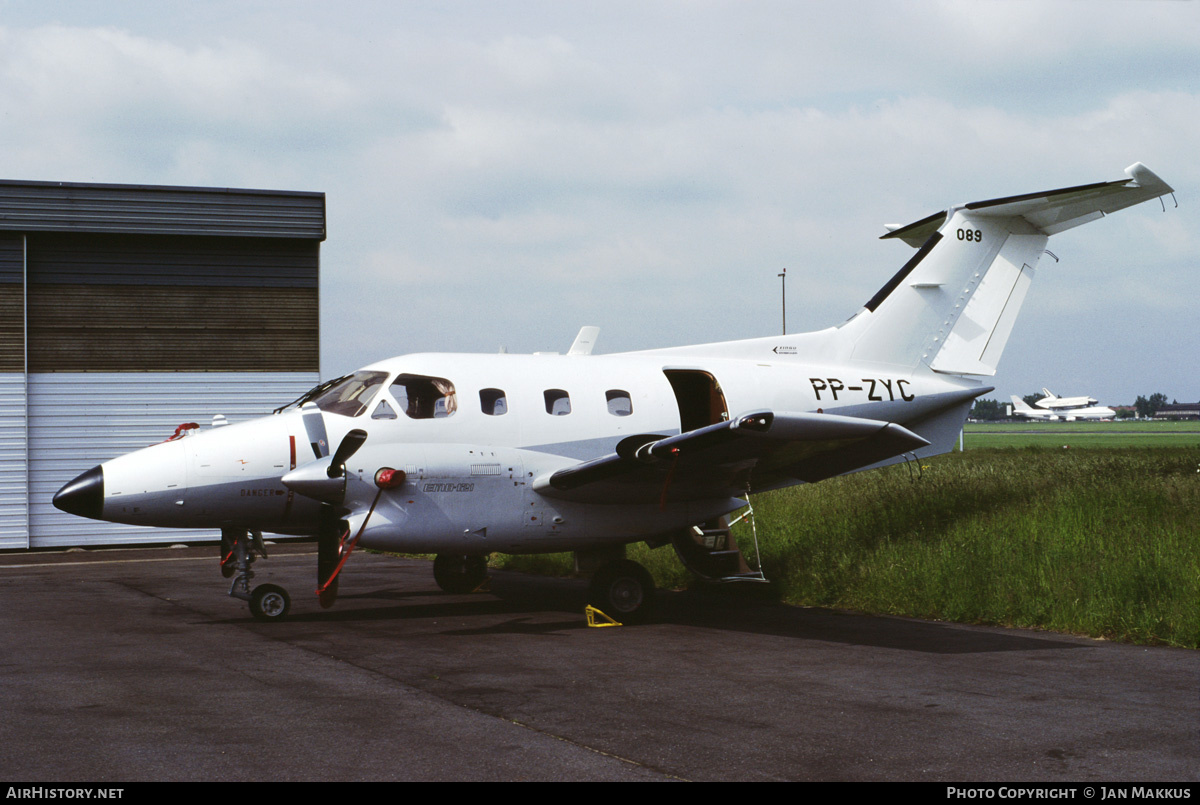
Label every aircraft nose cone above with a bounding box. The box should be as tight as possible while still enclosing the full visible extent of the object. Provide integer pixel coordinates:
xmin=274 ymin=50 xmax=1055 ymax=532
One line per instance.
xmin=53 ymin=466 xmax=105 ymax=520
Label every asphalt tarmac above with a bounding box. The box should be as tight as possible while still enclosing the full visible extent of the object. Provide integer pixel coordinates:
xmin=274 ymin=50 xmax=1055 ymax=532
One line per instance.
xmin=0 ymin=543 xmax=1195 ymax=782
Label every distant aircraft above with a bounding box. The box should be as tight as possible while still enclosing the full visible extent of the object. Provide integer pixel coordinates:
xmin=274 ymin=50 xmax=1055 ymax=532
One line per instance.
xmin=1036 ymin=388 xmax=1101 ymax=410
xmin=1009 ymin=391 xmax=1116 ymax=421
xmin=53 ymin=163 xmax=1173 ymax=622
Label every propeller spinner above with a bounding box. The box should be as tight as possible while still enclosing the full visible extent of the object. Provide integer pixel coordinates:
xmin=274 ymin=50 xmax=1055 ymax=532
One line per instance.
xmin=281 ymin=427 xmax=368 ymax=504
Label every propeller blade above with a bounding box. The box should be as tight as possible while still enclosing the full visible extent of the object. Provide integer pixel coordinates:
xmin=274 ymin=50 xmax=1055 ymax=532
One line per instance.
xmin=328 ymin=429 xmax=368 ymax=479
xmin=316 ymin=505 xmax=343 ymax=608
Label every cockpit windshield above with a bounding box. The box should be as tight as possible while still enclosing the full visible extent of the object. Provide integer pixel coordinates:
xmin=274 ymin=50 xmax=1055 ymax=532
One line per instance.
xmin=312 ymin=371 xmax=388 ymax=417
xmin=276 ymin=371 xmax=388 ymax=417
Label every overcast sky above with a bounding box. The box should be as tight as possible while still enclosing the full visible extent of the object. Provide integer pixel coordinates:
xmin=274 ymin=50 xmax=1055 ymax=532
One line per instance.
xmin=1 ymin=1 xmax=1196 ymax=405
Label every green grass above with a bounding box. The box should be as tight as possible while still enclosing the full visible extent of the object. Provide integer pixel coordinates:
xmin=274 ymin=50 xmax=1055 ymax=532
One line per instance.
xmin=964 ymin=432 xmax=1200 ymax=449
xmin=963 ymin=420 xmax=1200 ymax=449
xmin=499 ymin=447 xmax=1200 ymax=647
xmin=965 ymin=420 xmax=1200 ymax=433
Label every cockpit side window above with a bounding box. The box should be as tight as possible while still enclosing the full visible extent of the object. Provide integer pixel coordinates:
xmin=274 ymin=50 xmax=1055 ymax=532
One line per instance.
xmin=480 ymin=388 xmax=508 ymax=416
xmin=392 ymin=374 xmax=457 ymax=419
xmin=310 ymin=371 xmax=388 ymax=417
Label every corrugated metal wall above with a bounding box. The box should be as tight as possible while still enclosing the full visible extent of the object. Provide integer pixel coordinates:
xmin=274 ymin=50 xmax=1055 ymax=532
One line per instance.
xmin=27 ymin=233 xmax=319 ymax=286
xmin=28 ymin=373 xmax=318 ymax=547
xmin=28 ymin=285 xmax=319 ymax=372
xmin=0 ymin=374 xmax=27 ymax=548
xmin=0 ymin=234 xmax=24 ymax=546
xmin=27 ymin=232 xmax=319 ymax=373
xmin=0 ymin=235 xmax=21 ymax=373
xmin=0 ymin=181 xmax=325 ymax=239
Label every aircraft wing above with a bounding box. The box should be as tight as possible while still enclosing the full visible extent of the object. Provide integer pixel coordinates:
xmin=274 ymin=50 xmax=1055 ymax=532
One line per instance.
xmin=533 ymin=410 xmax=931 ymax=504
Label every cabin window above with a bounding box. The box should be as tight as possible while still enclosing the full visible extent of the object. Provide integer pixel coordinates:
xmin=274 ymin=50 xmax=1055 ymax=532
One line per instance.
xmin=310 ymin=371 xmax=388 ymax=418
xmin=392 ymin=374 xmax=457 ymax=419
xmin=371 ymin=399 xmax=398 ymax=420
xmin=544 ymin=389 xmax=571 ymax=416
xmin=606 ymin=390 xmax=633 ymax=417
xmin=480 ymin=388 xmax=508 ymax=416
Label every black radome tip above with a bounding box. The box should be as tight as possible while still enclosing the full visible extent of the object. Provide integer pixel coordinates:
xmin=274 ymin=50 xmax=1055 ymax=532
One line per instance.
xmin=53 ymin=465 xmax=105 ymax=520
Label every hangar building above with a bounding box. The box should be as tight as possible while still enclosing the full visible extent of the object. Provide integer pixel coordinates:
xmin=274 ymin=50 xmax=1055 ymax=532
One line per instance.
xmin=0 ymin=180 xmax=324 ymax=549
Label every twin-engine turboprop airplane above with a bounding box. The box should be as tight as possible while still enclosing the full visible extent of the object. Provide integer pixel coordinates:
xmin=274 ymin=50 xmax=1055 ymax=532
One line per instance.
xmin=53 ymin=163 xmax=1173 ymax=622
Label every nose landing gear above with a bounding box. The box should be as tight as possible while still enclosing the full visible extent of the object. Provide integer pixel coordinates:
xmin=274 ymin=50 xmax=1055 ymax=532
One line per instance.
xmin=222 ymin=527 xmax=292 ymax=621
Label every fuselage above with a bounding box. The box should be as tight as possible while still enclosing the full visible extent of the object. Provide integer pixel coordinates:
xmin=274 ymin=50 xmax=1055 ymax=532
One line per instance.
xmin=54 ymin=341 xmax=982 ymax=555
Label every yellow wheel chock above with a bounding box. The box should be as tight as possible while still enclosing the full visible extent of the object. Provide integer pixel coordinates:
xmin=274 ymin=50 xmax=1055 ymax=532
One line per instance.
xmin=585 ymin=605 xmax=622 ymax=627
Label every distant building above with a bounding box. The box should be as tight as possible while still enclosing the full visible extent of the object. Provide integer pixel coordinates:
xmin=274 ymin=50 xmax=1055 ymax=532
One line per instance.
xmin=1 ymin=179 xmax=324 ymax=549
xmin=1152 ymin=402 xmax=1200 ymax=420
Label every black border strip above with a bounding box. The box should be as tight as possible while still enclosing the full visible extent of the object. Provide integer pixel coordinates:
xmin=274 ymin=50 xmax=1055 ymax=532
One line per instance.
xmin=964 ymin=178 xmax=1127 ymax=211
xmin=863 ymin=231 xmax=942 ymax=312
xmin=879 ymin=210 xmax=946 ymax=241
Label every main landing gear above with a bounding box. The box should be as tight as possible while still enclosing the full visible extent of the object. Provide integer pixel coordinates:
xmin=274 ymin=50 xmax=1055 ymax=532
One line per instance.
xmin=575 ymin=546 xmax=657 ymax=624
xmin=432 ymin=553 xmax=490 ymax=594
xmin=221 ymin=527 xmax=292 ymax=621
xmin=588 ymin=559 xmax=656 ymax=624
xmin=431 ymin=549 xmax=656 ymax=624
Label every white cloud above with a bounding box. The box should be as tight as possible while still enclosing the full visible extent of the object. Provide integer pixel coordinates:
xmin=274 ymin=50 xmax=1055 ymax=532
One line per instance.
xmin=0 ymin=2 xmax=1195 ymax=404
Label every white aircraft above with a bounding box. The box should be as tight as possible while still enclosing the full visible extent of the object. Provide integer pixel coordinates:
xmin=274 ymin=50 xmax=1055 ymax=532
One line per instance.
xmin=1008 ymin=395 xmax=1118 ymax=422
xmin=1036 ymin=388 xmax=1100 ymax=410
xmin=1009 ymin=393 xmax=1116 ymax=421
xmin=53 ymin=163 xmax=1173 ymax=622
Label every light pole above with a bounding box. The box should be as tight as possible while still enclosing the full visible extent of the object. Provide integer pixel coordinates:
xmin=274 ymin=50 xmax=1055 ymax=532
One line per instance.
xmin=778 ymin=268 xmax=787 ymax=335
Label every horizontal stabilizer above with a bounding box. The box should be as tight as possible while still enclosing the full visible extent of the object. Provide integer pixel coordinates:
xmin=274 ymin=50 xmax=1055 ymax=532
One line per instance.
xmin=882 ymin=162 xmax=1172 ymax=246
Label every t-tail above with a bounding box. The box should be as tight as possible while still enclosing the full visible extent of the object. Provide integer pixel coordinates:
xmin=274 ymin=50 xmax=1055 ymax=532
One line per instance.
xmin=841 ymin=162 xmax=1173 ymax=376
xmin=1011 ymin=396 xmax=1036 ymax=413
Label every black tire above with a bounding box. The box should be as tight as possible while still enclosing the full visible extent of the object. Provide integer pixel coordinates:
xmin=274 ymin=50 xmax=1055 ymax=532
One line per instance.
xmin=249 ymin=584 xmax=291 ymax=621
xmin=588 ymin=560 xmax=655 ymax=623
xmin=433 ymin=554 xmax=489 ymax=594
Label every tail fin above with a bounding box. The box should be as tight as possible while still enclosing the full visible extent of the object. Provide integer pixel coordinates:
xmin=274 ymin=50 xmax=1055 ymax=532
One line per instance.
xmin=1041 ymin=388 xmax=1057 ymax=400
xmin=845 ymin=163 xmax=1172 ymax=375
xmin=1010 ymin=395 xmax=1034 ymax=411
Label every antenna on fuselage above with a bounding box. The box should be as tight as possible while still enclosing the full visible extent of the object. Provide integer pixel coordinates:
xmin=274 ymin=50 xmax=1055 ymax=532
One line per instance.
xmin=567 ymin=326 xmax=600 ymax=355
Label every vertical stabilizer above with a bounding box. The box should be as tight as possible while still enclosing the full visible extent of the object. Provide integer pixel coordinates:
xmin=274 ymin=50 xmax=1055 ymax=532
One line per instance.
xmin=845 ymin=163 xmax=1172 ymax=376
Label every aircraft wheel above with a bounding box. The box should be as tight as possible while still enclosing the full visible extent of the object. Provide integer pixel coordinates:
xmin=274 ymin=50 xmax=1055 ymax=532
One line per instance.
xmin=433 ymin=554 xmax=489 ymax=594
xmin=249 ymin=584 xmax=291 ymax=621
xmin=589 ymin=560 xmax=655 ymax=623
